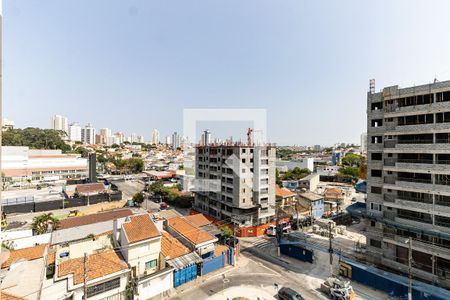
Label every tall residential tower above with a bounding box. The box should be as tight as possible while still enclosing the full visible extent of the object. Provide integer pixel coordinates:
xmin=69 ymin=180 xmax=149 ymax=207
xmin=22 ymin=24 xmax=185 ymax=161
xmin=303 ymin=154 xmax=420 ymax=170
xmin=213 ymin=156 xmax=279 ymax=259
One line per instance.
xmin=366 ymin=80 xmax=450 ymax=288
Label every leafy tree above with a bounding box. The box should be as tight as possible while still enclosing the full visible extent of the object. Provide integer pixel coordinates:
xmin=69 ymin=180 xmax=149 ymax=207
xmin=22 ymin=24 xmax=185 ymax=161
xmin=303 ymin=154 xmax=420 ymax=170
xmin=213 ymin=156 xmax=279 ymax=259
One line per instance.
xmin=281 ymin=167 xmax=311 ymax=181
xmin=220 ymin=226 xmax=233 ymax=239
xmin=339 ymin=166 xmax=359 ymax=179
xmin=275 ymin=168 xmax=282 ymax=186
xmin=74 ymin=146 xmax=89 ymax=158
xmin=32 ymin=213 xmax=60 ymax=234
xmin=342 ymin=153 xmax=363 ymax=167
xmin=111 ymin=143 xmax=120 ymax=148
xmin=132 ymin=192 xmax=145 ymax=205
xmin=2 ymin=128 xmax=71 ymax=152
xmin=148 ymin=181 xmax=167 ymax=195
xmin=358 ymin=158 xmax=367 ymax=179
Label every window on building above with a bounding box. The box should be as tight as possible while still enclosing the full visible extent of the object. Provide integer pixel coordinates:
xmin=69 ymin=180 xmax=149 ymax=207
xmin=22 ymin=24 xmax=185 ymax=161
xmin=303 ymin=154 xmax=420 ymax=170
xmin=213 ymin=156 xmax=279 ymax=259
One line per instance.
xmin=371 ymin=153 xmax=382 ymax=161
xmin=370 ymin=220 xmax=376 ymax=227
xmin=242 ymin=158 xmax=246 ymax=163
xmin=145 ymin=259 xmax=158 ymax=270
xmin=370 ymin=239 xmax=382 ymax=248
xmin=371 ymin=186 xmax=382 ymax=194
xmin=371 ymin=169 xmax=382 ymax=177
xmin=86 ymin=278 xmax=120 ymax=298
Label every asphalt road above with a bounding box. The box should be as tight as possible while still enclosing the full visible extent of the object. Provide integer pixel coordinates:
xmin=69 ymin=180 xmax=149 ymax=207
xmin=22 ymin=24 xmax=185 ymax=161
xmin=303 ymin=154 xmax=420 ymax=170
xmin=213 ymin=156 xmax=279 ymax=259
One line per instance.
xmin=172 ymin=252 xmax=324 ymax=300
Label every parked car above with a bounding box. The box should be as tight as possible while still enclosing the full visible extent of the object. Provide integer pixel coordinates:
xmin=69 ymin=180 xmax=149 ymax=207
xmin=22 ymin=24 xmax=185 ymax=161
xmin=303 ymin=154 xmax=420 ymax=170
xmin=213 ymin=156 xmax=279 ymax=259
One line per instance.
xmin=278 ymin=287 xmax=304 ymax=300
xmin=160 ymin=202 xmax=168 ymax=210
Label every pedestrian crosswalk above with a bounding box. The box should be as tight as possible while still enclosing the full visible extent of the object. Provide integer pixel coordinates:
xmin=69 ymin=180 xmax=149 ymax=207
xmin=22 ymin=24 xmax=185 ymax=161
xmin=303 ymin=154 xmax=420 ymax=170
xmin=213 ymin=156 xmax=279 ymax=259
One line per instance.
xmin=250 ymin=240 xmax=274 ymax=251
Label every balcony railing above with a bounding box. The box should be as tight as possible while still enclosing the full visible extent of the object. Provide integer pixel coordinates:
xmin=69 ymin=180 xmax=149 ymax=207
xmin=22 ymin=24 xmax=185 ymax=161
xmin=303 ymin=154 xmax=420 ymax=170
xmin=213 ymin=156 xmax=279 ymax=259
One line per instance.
xmin=384 ymin=158 xmax=396 ymax=166
xmin=383 ymin=194 xmax=396 ymax=202
xmin=397 ymin=194 xmax=433 ymax=204
xmin=397 ymin=159 xmax=433 ymax=164
xmin=397 ymin=177 xmax=432 ymax=184
xmin=384 ymin=140 xmax=397 ymax=148
xmin=384 ymin=176 xmax=396 ymax=184
xmin=397 ymin=139 xmax=434 ymax=145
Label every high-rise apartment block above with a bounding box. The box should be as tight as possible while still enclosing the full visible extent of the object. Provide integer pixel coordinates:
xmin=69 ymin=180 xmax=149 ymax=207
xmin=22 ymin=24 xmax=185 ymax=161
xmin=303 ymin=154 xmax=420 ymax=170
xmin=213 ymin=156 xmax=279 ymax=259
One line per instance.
xmin=366 ymin=80 xmax=450 ymax=288
xmin=193 ymin=143 xmax=276 ymax=230
xmin=81 ymin=123 xmax=96 ymax=145
xmin=50 ymin=115 xmax=69 ymax=137
xmin=152 ymin=129 xmax=160 ymax=145
xmin=68 ymin=122 xmax=82 ymax=142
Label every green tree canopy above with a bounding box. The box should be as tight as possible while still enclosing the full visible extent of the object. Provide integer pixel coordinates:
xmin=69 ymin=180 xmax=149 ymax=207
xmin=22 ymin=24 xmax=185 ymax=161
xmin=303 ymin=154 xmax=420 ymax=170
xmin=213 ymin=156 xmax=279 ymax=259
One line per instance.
xmin=2 ymin=128 xmax=71 ymax=152
xmin=32 ymin=213 xmax=60 ymax=234
xmin=281 ymin=167 xmax=311 ymax=181
xmin=342 ymin=153 xmax=364 ymax=167
xmin=132 ymin=192 xmax=145 ymax=205
xmin=220 ymin=226 xmax=233 ymax=239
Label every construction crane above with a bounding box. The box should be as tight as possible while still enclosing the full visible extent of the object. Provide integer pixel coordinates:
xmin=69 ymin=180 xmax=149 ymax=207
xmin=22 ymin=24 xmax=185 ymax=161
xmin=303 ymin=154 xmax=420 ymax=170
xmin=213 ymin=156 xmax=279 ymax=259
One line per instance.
xmin=247 ymin=128 xmax=263 ymax=145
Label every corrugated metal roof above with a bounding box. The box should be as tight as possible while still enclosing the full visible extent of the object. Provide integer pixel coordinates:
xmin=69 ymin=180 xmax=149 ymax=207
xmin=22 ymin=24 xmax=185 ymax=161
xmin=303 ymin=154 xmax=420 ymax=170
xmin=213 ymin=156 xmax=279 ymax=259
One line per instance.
xmin=166 ymin=252 xmax=202 ymax=270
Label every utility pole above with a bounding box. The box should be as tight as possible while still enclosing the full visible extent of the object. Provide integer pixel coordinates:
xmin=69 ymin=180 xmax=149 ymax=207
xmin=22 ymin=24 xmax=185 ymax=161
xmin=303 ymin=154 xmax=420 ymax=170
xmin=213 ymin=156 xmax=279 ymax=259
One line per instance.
xmin=408 ymin=238 xmax=413 ymax=300
xmin=328 ymin=222 xmax=334 ymax=276
xmin=275 ymin=204 xmax=281 ymax=257
xmin=83 ymin=253 xmax=88 ymax=300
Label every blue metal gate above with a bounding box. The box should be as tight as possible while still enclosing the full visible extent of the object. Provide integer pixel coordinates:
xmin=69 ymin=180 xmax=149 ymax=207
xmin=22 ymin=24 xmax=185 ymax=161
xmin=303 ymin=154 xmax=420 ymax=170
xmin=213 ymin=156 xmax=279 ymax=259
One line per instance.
xmin=173 ymin=264 xmax=198 ymax=288
xmin=201 ymin=253 xmax=225 ymax=275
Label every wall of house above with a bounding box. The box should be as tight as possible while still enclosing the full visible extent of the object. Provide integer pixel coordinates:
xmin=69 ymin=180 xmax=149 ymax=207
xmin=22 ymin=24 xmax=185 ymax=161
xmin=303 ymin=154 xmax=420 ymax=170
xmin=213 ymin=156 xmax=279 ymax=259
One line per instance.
xmin=71 ymin=273 xmax=128 ymax=300
xmin=137 ymin=270 xmax=173 ymax=299
xmin=126 ymin=238 xmax=161 ymax=277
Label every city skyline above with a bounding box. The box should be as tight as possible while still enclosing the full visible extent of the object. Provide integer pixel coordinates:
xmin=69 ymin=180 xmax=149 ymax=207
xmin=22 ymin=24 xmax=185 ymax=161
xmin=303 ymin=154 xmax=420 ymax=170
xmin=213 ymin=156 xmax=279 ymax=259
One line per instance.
xmin=5 ymin=1 xmax=450 ymax=145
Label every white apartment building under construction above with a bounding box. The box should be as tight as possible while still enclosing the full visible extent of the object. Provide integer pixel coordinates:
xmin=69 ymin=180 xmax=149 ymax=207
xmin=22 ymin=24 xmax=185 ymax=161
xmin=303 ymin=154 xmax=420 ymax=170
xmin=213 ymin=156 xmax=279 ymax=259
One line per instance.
xmin=193 ymin=142 xmax=276 ymax=229
xmin=366 ymin=80 xmax=450 ymax=288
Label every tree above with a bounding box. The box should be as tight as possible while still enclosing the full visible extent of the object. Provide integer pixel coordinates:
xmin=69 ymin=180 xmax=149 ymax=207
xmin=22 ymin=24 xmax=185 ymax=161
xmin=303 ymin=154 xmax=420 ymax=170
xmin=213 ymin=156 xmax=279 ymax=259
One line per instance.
xmin=342 ymin=153 xmax=363 ymax=167
xmin=358 ymin=158 xmax=367 ymax=180
xmin=74 ymin=146 xmax=89 ymax=158
xmin=281 ymin=167 xmax=311 ymax=181
xmin=2 ymin=128 xmax=71 ymax=152
xmin=111 ymin=143 xmax=120 ymax=148
xmin=220 ymin=226 xmax=233 ymax=239
xmin=275 ymin=168 xmax=282 ymax=186
xmin=132 ymin=192 xmax=144 ymax=206
xmin=339 ymin=166 xmax=359 ymax=179
xmin=32 ymin=213 xmax=60 ymax=234
xmin=148 ymin=181 xmax=167 ymax=195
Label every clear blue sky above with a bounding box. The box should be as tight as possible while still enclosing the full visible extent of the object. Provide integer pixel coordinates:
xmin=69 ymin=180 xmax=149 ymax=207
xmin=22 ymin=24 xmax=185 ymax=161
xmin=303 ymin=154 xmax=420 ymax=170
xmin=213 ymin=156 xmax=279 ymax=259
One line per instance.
xmin=4 ymin=0 xmax=450 ymax=145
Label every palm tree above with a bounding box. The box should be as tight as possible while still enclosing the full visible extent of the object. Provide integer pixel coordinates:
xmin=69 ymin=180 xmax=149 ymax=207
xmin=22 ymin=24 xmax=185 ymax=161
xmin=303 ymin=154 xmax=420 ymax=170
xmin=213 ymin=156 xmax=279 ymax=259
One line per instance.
xmin=32 ymin=213 xmax=60 ymax=234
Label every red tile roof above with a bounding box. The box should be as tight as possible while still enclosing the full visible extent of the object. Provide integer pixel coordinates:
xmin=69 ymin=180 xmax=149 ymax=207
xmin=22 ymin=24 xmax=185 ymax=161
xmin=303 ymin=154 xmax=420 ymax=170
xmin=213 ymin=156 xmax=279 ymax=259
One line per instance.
xmin=161 ymin=231 xmax=190 ymax=259
xmin=275 ymin=185 xmax=296 ymax=198
xmin=0 ymin=291 xmax=25 ymax=300
xmin=184 ymin=214 xmax=212 ymax=227
xmin=76 ymin=183 xmax=105 ymax=195
xmin=167 ymin=217 xmax=216 ymax=245
xmin=58 ymin=209 xmax=133 ymax=229
xmin=1 ymin=244 xmax=47 ymax=269
xmin=57 ymin=250 xmax=128 ymax=285
xmin=122 ymin=214 xmax=160 ymax=243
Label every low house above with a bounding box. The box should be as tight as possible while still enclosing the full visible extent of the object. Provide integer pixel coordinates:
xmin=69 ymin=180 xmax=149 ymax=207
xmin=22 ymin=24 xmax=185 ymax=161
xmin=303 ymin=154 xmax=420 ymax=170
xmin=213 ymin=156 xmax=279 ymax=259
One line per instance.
xmin=55 ymin=250 xmax=129 ymax=300
xmin=120 ymin=213 xmax=173 ymax=299
xmin=166 ymin=216 xmax=218 ymax=259
xmin=297 ymin=191 xmax=324 ymax=219
xmin=161 ymin=231 xmax=202 ymax=288
xmin=298 ymin=173 xmax=320 ymax=192
xmin=275 ymin=185 xmax=296 ymax=208
xmin=324 ymin=187 xmax=345 ymax=204
xmin=0 ymin=244 xmax=48 ymax=300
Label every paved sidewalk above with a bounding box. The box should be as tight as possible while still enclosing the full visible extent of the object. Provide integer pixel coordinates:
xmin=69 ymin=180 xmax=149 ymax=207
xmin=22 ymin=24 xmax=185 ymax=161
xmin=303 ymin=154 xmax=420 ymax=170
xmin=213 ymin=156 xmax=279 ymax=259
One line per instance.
xmin=207 ymin=285 xmax=276 ymax=300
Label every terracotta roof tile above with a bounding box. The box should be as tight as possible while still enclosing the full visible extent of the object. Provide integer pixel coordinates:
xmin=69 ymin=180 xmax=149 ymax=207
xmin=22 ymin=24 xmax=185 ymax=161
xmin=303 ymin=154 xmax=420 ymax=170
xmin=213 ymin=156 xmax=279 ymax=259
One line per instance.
xmin=0 ymin=291 xmax=25 ymax=300
xmin=214 ymin=244 xmax=229 ymax=257
xmin=161 ymin=231 xmax=190 ymax=259
xmin=275 ymin=185 xmax=296 ymax=198
xmin=57 ymin=250 xmax=128 ymax=285
xmin=1 ymin=244 xmax=47 ymax=269
xmin=76 ymin=183 xmax=105 ymax=195
xmin=184 ymin=214 xmax=212 ymax=227
xmin=58 ymin=209 xmax=133 ymax=229
xmin=47 ymin=252 xmax=56 ymax=265
xmin=167 ymin=217 xmax=216 ymax=245
xmin=122 ymin=214 xmax=160 ymax=243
